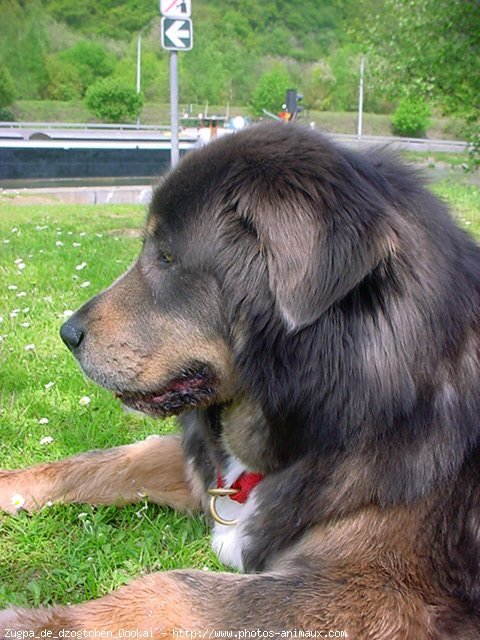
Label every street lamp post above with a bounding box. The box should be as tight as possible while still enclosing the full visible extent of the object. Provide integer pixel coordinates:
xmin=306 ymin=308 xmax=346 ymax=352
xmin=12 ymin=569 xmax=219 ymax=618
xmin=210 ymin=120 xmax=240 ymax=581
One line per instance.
xmin=136 ymin=32 xmax=142 ymax=128
xmin=357 ymin=56 xmax=365 ymax=141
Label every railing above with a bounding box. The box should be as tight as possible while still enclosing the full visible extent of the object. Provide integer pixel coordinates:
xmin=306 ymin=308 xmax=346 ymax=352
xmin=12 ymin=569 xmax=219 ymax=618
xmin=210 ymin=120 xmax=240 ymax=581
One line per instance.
xmin=0 ymin=121 xmax=171 ymax=131
xmin=0 ymin=122 xmax=469 ymax=153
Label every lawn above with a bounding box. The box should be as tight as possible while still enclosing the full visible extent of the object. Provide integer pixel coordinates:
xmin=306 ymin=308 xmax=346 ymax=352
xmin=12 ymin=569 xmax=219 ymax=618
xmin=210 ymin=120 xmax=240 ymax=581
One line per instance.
xmin=0 ymin=203 xmax=224 ymax=609
xmin=0 ymin=179 xmax=479 ymax=609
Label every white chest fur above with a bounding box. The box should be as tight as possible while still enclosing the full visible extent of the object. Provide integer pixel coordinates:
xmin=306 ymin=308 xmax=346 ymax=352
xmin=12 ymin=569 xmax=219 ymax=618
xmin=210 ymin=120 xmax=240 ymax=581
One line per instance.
xmin=209 ymin=458 xmax=259 ymax=571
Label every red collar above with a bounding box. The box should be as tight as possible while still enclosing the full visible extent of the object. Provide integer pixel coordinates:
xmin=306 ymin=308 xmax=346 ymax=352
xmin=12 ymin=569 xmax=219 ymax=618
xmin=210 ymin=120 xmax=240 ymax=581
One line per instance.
xmin=216 ymin=471 xmax=265 ymax=504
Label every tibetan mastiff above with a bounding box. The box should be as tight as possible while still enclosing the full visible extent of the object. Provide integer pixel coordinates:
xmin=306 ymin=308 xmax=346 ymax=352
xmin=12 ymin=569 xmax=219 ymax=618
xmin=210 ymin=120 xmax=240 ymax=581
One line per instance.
xmin=1 ymin=122 xmax=480 ymax=638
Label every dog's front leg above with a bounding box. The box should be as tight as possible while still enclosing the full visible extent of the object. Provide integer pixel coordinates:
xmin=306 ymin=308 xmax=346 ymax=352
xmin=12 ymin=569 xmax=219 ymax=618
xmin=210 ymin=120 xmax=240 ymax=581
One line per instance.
xmin=0 ymin=435 xmax=202 ymax=514
xmin=0 ymin=570 xmax=300 ymax=637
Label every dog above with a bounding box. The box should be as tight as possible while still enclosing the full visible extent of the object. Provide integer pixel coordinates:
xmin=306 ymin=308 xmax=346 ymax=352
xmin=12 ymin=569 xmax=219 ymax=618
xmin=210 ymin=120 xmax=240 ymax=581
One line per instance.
xmin=0 ymin=122 xmax=479 ymax=638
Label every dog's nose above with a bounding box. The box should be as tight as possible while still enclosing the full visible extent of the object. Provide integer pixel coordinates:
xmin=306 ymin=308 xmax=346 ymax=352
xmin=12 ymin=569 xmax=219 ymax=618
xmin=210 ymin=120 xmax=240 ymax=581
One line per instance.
xmin=60 ymin=317 xmax=85 ymax=351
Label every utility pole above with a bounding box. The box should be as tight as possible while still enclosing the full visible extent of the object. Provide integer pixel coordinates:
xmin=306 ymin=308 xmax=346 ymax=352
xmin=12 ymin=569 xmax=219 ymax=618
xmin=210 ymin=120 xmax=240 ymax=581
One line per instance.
xmin=357 ymin=56 xmax=365 ymax=141
xmin=136 ymin=32 xmax=142 ymax=129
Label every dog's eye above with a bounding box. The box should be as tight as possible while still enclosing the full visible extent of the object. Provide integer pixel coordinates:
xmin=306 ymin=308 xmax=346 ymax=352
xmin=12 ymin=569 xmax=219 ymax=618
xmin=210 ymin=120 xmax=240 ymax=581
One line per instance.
xmin=159 ymin=250 xmax=175 ymax=266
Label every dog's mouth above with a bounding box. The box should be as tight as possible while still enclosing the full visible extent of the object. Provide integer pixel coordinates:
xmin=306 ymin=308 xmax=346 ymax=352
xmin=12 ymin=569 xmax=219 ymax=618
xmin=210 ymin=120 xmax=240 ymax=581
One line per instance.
xmin=115 ymin=365 xmax=218 ymax=417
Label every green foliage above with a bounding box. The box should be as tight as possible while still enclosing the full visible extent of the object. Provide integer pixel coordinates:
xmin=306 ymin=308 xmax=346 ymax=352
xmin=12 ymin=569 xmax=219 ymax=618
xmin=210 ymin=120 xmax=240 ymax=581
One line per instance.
xmin=85 ymin=77 xmax=144 ymax=122
xmin=0 ymin=107 xmax=15 ymax=121
xmin=43 ymin=0 xmax=159 ymax=40
xmin=302 ymin=62 xmax=335 ymax=111
xmin=114 ymin=52 xmax=168 ymax=101
xmin=324 ymin=45 xmax=361 ymax=112
xmin=250 ymin=65 xmax=291 ymax=116
xmin=0 ymin=0 xmax=477 ymax=141
xmin=0 ymin=63 xmax=16 ymax=109
xmin=59 ymin=41 xmax=116 ymax=94
xmin=467 ymin=126 xmax=480 ymax=171
xmin=0 ymin=0 xmax=48 ymax=99
xmin=42 ymin=55 xmax=83 ymax=100
xmin=392 ymin=97 xmax=431 ymax=138
xmin=355 ymin=0 xmax=479 ymax=122
xmin=178 ymin=4 xmax=257 ymax=106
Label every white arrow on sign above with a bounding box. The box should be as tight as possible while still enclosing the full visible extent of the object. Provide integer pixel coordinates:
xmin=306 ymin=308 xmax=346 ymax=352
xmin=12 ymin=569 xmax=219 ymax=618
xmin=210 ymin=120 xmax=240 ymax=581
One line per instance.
xmin=166 ymin=20 xmax=190 ymax=48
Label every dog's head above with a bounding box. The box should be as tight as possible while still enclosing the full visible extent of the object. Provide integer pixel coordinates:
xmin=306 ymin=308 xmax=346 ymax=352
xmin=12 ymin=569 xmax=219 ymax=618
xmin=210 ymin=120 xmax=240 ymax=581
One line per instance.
xmin=58 ymin=123 xmax=425 ymax=423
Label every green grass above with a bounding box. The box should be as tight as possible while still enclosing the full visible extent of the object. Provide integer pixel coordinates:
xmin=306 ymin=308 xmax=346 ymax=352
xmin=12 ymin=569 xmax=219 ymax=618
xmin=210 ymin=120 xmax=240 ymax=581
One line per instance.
xmin=0 ymin=204 xmax=224 ymax=609
xmin=432 ymin=182 xmax=480 ymax=237
xmin=401 ymin=151 xmax=470 ymax=168
xmin=0 ymin=184 xmax=479 ymax=608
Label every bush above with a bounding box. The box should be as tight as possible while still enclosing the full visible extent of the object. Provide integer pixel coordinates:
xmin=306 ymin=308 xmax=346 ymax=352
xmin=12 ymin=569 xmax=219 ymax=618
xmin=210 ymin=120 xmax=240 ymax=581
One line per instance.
xmin=0 ymin=107 xmax=15 ymax=122
xmin=85 ymin=78 xmax=143 ymax=122
xmin=392 ymin=97 xmax=431 ymax=137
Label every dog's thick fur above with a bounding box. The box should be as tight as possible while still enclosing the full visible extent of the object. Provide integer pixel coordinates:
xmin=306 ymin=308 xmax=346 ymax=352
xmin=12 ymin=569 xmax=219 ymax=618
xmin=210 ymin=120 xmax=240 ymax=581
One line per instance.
xmin=1 ymin=123 xmax=480 ymax=638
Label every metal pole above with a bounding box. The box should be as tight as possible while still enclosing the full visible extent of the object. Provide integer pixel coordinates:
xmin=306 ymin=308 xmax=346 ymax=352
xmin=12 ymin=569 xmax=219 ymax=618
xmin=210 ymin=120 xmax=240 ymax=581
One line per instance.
xmin=136 ymin=33 xmax=142 ymax=129
xmin=170 ymin=50 xmax=179 ymax=168
xmin=357 ymin=56 xmax=365 ymax=141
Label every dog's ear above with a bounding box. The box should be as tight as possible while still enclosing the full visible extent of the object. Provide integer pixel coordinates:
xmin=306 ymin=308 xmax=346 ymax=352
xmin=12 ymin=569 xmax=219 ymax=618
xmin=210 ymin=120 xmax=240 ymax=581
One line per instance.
xmin=245 ymin=198 xmax=396 ymax=330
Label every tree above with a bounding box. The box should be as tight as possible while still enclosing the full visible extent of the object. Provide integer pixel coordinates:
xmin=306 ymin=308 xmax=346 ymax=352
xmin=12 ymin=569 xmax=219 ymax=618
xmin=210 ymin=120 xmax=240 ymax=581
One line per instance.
xmin=0 ymin=64 xmax=16 ymax=110
xmin=60 ymin=41 xmax=116 ymax=94
xmin=42 ymin=56 xmax=83 ymax=100
xmin=0 ymin=0 xmax=48 ymax=99
xmin=356 ymin=0 xmax=479 ymax=122
xmin=250 ymin=66 xmax=291 ymax=117
xmin=85 ymin=78 xmax=143 ymax=122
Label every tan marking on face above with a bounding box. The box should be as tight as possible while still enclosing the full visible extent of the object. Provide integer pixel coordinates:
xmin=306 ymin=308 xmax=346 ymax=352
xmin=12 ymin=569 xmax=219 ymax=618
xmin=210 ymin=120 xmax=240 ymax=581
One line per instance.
xmin=76 ymin=265 xmax=239 ymax=400
xmin=145 ymin=214 xmax=158 ymax=237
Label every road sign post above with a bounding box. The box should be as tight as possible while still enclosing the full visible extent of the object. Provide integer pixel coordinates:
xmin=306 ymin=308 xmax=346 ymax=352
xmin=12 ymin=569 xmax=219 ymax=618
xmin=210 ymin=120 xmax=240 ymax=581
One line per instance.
xmin=169 ymin=51 xmax=179 ymax=167
xmin=160 ymin=1 xmax=193 ymax=169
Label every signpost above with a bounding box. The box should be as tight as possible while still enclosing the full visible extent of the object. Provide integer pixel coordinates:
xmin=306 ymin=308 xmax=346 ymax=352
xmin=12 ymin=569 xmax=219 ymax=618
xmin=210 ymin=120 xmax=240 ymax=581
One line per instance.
xmin=160 ymin=1 xmax=193 ymax=168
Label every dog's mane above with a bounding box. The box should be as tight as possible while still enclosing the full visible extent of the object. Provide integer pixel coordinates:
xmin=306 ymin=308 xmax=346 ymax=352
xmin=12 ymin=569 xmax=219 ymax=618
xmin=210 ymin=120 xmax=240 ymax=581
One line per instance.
xmin=173 ymin=125 xmax=480 ymax=499
xmin=153 ymin=123 xmax=480 ymax=572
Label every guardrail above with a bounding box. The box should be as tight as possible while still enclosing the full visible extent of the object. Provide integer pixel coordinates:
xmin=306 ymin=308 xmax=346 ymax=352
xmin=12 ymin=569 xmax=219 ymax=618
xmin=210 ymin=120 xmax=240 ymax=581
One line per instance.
xmin=0 ymin=121 xmax=171 ymax=131
xmin=333 ymin=133 xmax=469 ymax=152
xmin=0 ymin=122 xmax=470 ymax=153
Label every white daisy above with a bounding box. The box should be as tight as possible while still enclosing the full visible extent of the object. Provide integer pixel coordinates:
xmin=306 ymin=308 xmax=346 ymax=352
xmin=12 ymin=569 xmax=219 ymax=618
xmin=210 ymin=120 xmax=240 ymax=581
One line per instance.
xmin=11 ymin=494 xmax=25 ymax=510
